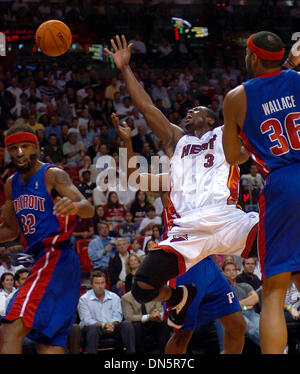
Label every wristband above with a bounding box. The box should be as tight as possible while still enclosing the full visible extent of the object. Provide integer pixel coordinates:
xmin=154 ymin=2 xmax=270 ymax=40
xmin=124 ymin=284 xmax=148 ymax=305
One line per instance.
xmin=286 ymin=304 xmax=292 ymax=311
xmin=243 ymin=305 xmax=248 ymax=311
xmin=72 ymin=202 xmax=79 ymax=215
xmin=101 ymin=323 xmax=105 ymax=329
xmin=147 ymin=314 xmax=150 ymax=321
xmin=286 ymin=58 xmax=296 ymax=68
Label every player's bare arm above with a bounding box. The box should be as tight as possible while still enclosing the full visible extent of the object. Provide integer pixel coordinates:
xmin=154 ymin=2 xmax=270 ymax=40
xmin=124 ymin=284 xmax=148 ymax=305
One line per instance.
xmin=283 ymin=37 xmax=300 ymax=71
xmin=111 ymin=113 xmax=169 ymax=192
xmin=0 ymin=177 xmax=20 ymax=243
xmin=222 ymin=85 xmax=250 ymax=165
xmin=46 ymin=167 xmax=94 ymax=218
xmin=105 ymin=35 xmax=184 ymax=149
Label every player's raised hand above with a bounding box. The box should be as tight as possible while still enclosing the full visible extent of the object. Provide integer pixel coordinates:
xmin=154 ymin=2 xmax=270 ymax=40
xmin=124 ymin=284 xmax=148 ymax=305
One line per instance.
xmin=104 ymin=35 xmax=133 ymax=70
xmin=111 ymin=113 xmax=131 ymax=142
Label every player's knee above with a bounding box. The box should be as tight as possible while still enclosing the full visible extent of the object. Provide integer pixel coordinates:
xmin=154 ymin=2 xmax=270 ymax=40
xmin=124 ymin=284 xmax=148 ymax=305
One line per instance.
xmin=131 ymin=279 xmax=159 ymax=303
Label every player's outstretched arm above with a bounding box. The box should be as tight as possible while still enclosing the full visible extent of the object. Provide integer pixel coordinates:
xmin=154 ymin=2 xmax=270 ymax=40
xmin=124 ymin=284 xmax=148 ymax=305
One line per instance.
xmin=105 ymin=35 xmax=183 ymax=146
xmin=111 ymin=113 xmax=169 ymax=192
xmin=46 ymin=167 xmax=95 ymax=218
xmin=222 ymin=86 xmax=249 ymax=165
xmin=0 ymin=178 xmax=20 ymax=243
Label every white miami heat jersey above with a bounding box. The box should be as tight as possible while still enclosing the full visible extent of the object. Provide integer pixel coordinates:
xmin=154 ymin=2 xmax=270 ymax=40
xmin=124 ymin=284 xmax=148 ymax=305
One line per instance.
xmin=168 ymin=126 xmax=239 ymax=218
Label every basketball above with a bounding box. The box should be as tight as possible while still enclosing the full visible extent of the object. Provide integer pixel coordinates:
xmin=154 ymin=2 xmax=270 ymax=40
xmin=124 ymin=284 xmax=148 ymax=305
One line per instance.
xmin=35 ymin=20 xmax=72 ymax=57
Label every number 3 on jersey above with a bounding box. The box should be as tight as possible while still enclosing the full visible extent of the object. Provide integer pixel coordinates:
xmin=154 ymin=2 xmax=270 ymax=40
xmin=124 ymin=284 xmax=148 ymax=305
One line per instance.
xmin=21 ymin=213 xmax=36 ymax=234
xmin=260 ymin=112 xmax=300 ymax=156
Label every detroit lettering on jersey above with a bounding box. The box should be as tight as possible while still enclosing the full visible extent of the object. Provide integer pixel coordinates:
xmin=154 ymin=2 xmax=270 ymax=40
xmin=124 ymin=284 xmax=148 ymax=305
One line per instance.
xmin=262 ymin=95 xmax=296 ymax=116
xmin=181 ymin=134 xmax=217 ymax=158
xmin=14 ymin=194 xmax=45 ymax=214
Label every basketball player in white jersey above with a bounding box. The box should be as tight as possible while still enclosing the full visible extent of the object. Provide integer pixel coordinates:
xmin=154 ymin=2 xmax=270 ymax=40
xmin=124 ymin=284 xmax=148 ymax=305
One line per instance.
xmin=105 ymin=35 xmax=258 ymax=329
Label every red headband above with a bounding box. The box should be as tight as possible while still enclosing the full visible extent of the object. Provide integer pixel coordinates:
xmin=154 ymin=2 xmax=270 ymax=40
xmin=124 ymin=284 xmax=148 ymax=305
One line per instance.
xmin=5 ymin=132 xmax=39 ymax=147
xmin=247 ymin=34 xmax=285 ymax=61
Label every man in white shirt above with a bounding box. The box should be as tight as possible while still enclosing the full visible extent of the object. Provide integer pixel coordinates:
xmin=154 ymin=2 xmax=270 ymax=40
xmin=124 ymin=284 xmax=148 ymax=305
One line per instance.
xmin=77 ymin=270 xmax=135 ymax=354
xmin=138 ymin=206 xmax=161 ymax=236
xmin=116 ymin=97 xmax=134 ymax=119
xmin=6 ymin=77 xmax=22 ymax=102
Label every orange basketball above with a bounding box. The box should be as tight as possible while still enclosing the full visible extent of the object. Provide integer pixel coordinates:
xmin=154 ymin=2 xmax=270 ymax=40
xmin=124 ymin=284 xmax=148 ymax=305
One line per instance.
xmin=35 ymin=20 xmax=72 ymax=57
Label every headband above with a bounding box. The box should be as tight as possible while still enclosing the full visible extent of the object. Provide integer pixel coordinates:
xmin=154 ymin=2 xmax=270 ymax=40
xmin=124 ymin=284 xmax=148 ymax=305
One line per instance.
xmin=247 ymin=34 xmax=285 ymax=61
xmin=5 ymin=132 xmax=39 ymax=147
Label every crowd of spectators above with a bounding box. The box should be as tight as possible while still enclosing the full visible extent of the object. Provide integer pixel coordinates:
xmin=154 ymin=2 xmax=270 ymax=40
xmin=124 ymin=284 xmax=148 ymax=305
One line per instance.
xmin=0 ymin=0 xmax=299 ymax=355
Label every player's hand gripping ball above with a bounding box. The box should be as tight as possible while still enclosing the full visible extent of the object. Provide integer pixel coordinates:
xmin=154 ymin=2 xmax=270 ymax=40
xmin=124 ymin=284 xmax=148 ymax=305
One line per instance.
xmin=35 ymin=20 xmax=72 ymax=57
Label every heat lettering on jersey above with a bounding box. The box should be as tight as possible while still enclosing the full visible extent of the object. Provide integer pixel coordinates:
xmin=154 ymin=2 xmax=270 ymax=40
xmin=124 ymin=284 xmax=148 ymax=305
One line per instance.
xmin=181 ymin=135 xmax=217 ymax=159
xmin=14 ymin=194 xmax=45 ymax=214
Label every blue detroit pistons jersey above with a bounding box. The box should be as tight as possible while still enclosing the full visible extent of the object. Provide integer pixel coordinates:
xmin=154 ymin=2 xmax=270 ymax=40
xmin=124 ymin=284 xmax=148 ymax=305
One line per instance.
xmin=12 ymin=163 xmax=77 ymax=255
xmin=241 ymin=69 xmax=300 ymax=175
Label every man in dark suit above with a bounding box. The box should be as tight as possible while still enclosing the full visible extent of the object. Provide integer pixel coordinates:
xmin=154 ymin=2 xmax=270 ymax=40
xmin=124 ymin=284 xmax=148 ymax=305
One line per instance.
xmin=131 ymin=125 xmax=156 ymax=154
xmin=108 ymin=238 xmax=130 ymax=296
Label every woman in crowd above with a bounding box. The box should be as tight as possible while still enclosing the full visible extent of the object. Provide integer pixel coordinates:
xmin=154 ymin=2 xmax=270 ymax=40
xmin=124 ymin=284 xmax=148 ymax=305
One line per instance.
xmin=0 ymin=273 xmax=16 ymax=317
xmin=125 ymin=254 xmax=142 ymax=293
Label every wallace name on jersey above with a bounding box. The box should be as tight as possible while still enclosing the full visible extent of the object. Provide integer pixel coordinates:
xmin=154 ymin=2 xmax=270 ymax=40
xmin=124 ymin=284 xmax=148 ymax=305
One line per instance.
xmin=261 ymin=95 xmax=296 ymax=116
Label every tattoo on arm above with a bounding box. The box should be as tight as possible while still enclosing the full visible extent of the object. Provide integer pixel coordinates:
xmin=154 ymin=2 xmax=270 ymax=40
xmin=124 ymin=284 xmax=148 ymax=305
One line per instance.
xmin=54 ymin=170 xmax=72 ymax=186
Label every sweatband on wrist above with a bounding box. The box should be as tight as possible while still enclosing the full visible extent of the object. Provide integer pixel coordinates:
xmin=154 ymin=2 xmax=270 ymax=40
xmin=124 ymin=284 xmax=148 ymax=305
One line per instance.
xmin=286 ymin=304 xmax=292 ymax=311
xmin=247 ymin=34 xmax=285 ymax=61
xmin=243 ymin=305 xmax=248 ymax=311
xmin=101 ymin=323 xmax=105 ymax=329
xmin=5 ymin=132 xmax=39 ymax=147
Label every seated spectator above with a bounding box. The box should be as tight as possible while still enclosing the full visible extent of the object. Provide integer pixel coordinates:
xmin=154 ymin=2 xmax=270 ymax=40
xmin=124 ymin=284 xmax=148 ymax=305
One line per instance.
xmin=108 ymin=238 xmax=130 ymax=297
xmin=87 ymin=135 xmax=101 ymax=163
xmin=116 ymin=97 xmax=134 ymax=119
xmin=131 ymin=126 xmax=156 ymax=154
xmin=43 ymin=134 xmax=65 ymax=166
xmin=78 ymin=170 xmax=96 ymax=202
xmin=45 ymin=114 xmax=61 ymax=139
xmin=63 ymin=128 xmax=85 ymax=168
xmin=144 ymin=239 xmax=155 ymax=256
xmin=142 ymin=224 xmax=162 ymax=252
xmin=130 ymin=239 xmax=145 ymax=258
xmin=118 ymin=211 xmax=139 ymax=241
xmin=121 ymin=290 xmax=171 ymax=354
xmin=284 ymin=281 xmax=300 ymax=323
xmin=71 ymin=216 xmax=95 ymax=248
xmin=240 ymin=164 xmax=264 ymax=211
xmin=138 ymin=206 xmax=161 ymax=236
xmin=88 ymin=222 xmax=116 ymax=271
xmin=0 ymin=251 xmax=24 ymax=279
xmin=130 ymin=190 xmax=152 ymax=224
xmin=103 ymin=192 xmax=126 ymax=225
xmin=26 ymin=113 xmax=45 ymax=133
xmin=125 ymin=254 xmax=142 ymax=293
xmin=78 ymin=123 xmax=91 ymax=149
xmin=77 ymin=270 xmax=135 ymax=354
xmin=93 ymin=205 xmax=107 ymax=232
xmin=220 ymin=262 xmax=261 ymax=348
xmin=129 ymin=33 xmax=147 ymax=56
xmin=237 ymin=257 xmax=262 ymax=292
xmin=0 ymin=273 xmax=16 ymax=316
xmin=104 ymin=77 xmax=120 ymax=101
